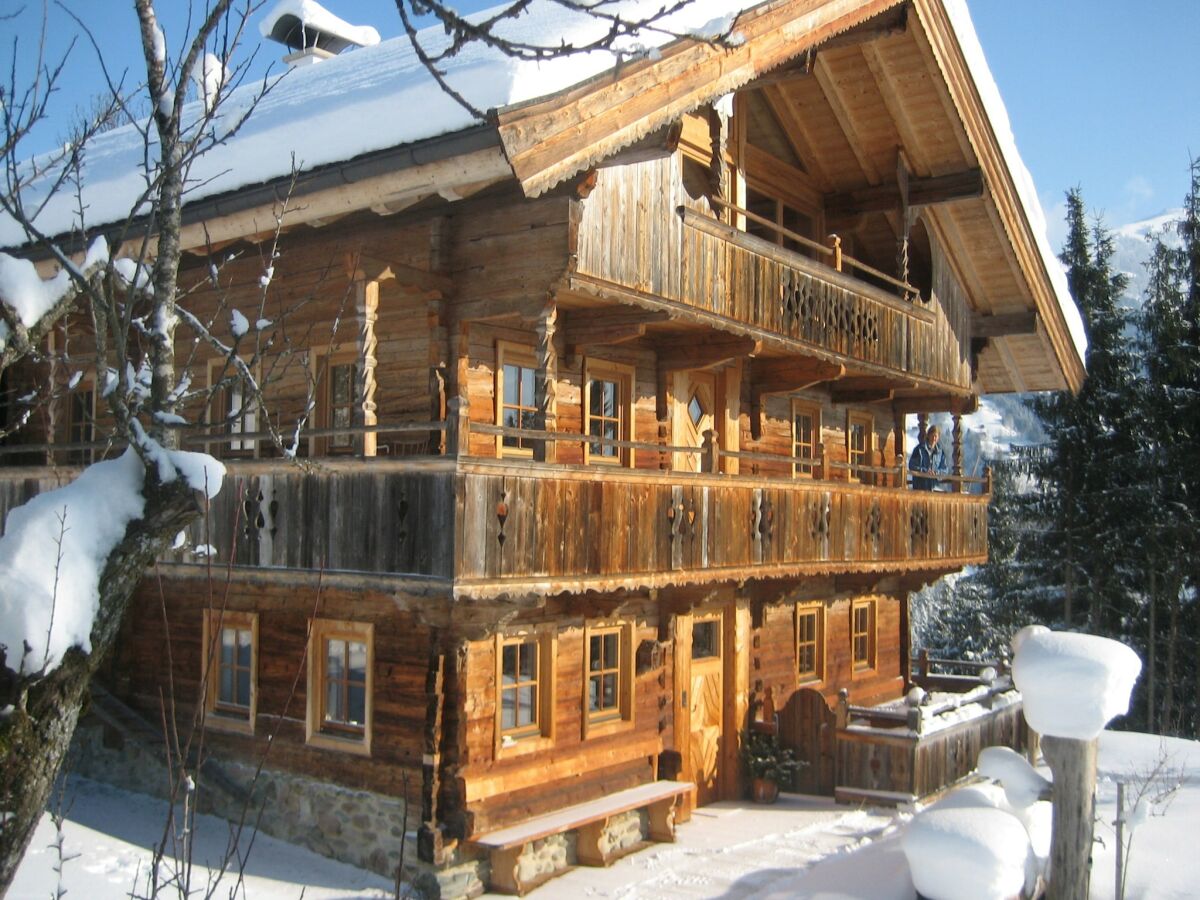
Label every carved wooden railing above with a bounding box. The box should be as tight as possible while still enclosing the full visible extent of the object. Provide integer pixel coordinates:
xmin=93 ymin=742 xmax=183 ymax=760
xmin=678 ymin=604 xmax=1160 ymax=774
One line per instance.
xmin=678 ymin=209 xmax=941 ymax=378
xmin=455 ymin=459 xmax=988 ymax=589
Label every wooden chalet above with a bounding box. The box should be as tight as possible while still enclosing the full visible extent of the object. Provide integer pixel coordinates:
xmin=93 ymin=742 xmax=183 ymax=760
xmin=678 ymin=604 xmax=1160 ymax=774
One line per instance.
xmin=0 ymin=0 xmax=1083 ymax=895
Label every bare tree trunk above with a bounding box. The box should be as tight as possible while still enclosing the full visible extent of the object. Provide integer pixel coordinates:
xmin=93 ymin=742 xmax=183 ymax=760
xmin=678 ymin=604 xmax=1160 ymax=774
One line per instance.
xmin=1164 ymin=595 xmax=1179 ymax=733
xmin=0 ymin=481 xmax=202 ymax=892
xmin=1043 ymin=735 xmax=1098 ymax=900
xmin=1147 ymin=573 xmax=1157 ymax=733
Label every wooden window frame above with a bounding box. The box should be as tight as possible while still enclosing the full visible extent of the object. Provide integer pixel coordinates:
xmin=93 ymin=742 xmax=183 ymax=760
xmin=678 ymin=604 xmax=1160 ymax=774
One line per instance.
xmin=309 ymin=345 xmax=360 ymax=457
xmin=851 ymin=599 xmax=877 ymax=673
xmin=495 ymin=341 xmax=540 ymax=459
xmin=306 ymin=618 xmax=373 ymax=756
xmin=66 ymin=379 xmax=96 ymax=465
xmin=583 ymin=358 xmax=635 ymax=467
xmin=202 ymin=610 xmax=258 ymax=735
xmin=846 ymin=411 xmax=874 ymax=484
xmin=791 ymin=400 xmax=821 ymax=478
xmin=582 ymin=620 xmax=634 ymax=739
xmin=494 ymin=626 xmax=557 ymax=758
xmin=206 ymin=357 xmax=261 ymax=459
xmin=795 ymin=603 xmax=825 ymax=685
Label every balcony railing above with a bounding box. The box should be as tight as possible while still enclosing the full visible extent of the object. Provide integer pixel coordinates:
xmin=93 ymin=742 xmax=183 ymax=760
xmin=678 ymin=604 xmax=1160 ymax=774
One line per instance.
xmin=0 ymin=418 xmax=989 ymax=590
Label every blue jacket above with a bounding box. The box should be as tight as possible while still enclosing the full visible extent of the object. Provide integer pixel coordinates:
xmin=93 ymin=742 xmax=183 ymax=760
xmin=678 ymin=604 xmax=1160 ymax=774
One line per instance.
xmin=909 ymin=439 xmax=946 ymax=490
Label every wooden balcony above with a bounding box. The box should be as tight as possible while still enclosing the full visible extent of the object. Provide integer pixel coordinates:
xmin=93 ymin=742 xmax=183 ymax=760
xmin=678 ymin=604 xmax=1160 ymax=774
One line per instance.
xmin=571 ymin=160 xmax=972 ymax=391
xmin=0 ymin=436 xmax=988 ymax=595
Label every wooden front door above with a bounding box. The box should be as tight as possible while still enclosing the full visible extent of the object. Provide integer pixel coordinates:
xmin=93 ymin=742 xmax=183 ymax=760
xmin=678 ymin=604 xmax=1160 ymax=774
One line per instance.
xmin=673 ymin=370 xmax=716 ymax=472
xmin=675 ymin=609 xmax=727 ymax=806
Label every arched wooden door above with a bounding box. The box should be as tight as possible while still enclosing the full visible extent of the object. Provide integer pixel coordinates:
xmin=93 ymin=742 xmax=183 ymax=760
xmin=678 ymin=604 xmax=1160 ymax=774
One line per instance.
xmin=778 ymin=687 xmax=836 ymax=795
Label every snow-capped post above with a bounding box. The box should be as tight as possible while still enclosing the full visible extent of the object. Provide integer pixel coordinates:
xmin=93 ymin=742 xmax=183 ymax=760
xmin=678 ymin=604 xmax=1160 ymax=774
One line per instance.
xmin=1011 ymin=626 xmax=1141 ymax=900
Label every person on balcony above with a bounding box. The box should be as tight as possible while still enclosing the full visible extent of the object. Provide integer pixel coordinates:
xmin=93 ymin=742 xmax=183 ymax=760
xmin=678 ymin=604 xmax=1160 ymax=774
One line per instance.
xmin=909 ymin=425 xmax=947 ymax=491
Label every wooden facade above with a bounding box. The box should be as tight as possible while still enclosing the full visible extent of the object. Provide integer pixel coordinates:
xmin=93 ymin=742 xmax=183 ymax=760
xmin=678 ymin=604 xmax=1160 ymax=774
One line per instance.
xmin=0 ymin=1 xmax=1083 ymax=893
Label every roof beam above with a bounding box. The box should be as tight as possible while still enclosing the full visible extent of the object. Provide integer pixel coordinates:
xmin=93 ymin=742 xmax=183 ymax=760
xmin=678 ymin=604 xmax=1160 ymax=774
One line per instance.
xmin=824 ymin=168 xmax=984 ymax=217
xmin=813 ymin=53 xmax=883 ymax=185
xmin=972 ymin=311 xmax=1038 ymax=338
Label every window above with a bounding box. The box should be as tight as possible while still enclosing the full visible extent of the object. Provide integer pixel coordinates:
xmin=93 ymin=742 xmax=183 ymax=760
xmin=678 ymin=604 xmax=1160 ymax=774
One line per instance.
xmin=494 ymin=628 xmax=556 ymax=754
xmin=744 ymin=186 xmax=817 ymax=256
xmin=851 ymin=600 xmax=876 ymax=672
xmin=310 ymin=347 xmax=360 ymax=456
xmin=495 ymin=342 xmax=539 ymax=457
xmin=207 ymin=359 xmax=259 ymax=458
xmin=847 ymin=412 xmax=873 ymax=483
xmin=202 ymin=610 xmax=257 ymax=734
xmin=692 ymin=618 xmax=721 ymax=660
xmin=306 ymin=619 xmax=373 ymax=755
xmin=795 ymin=603 xmax=824 ymax=684
xmin=583 ymin=621 xmax=634 ymax=737
xmin=584 ymin=359 xmax=634 ymax=466
xmin=67 ymin=385 xmax=95 ymax=465
xmin=792 ymin=401 xmax=820 ymax=477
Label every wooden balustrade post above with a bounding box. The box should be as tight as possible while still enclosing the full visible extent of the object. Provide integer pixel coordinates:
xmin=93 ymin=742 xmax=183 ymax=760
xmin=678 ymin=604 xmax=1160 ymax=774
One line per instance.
xmin=894 ymin=454 xmax=904 ymax=490
xmin=816 ymin=440 xmax=827 ymax=481
xmin=952 ymin=413 xmax=964 ymax=493
xmin=444 ymin=397 xmax=465 ymax=457
xmin=835 ymin=689 xmax=849 ymax=730
xmin=984 ymin=464 xmax=993 ymax=496
xmin=916 ymin=412 xmax=928 ymax=446
xmin=701 ymin=429 xmax=719 ymax=474
xmin=829 ymin=233 xmax=843 ymax=272
xmin=352 ymin=272 xmax=380 ymax=457
xmin=918 ymin=648 xmax=930 ymax=681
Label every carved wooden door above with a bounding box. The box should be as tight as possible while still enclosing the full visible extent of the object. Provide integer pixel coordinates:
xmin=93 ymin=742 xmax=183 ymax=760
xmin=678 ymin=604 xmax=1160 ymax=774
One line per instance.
xmin=687 ymin=613 xmax=724 ymax=806
xmin=673 ymin=371 xmax=716 ymax=472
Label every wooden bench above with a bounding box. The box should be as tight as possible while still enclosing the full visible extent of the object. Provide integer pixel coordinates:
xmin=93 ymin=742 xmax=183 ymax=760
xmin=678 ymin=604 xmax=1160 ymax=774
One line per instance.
xmin=472 ymin=780 xmax=694 ymax=895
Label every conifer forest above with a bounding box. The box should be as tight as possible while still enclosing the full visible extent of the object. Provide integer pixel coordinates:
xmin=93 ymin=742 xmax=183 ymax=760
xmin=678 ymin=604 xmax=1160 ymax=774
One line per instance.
xmin=917 ymin=162 xmax=1200 ymax=740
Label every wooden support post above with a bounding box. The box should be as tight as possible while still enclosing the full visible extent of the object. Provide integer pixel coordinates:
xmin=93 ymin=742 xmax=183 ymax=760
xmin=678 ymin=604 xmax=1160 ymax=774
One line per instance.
xmin=952 ymin=413 xmax=964 ymax=492
xmin=428 ymin=299 xmax=448 ymax=454
xmin=446 ymin=321 xmax=470 ymax=457
xmin=835 ymin=688 xmax=849 ymax=729
xmin=351 ymin=272 xmax=380 ymax=457
xmin=534 ymin=298 xmax=558 ymax=463
xmin=815 ymin=440 xmax=826 ymax=481
xmin=1043 ymin=736 xmax=1099 ymax=900
xmin=984 ymin=464 xmax=993 ymax=496
xmin=892 ymin=410 xmax=906 ymax=486
xmin=916 ymin=412 xmax=928 ymax=446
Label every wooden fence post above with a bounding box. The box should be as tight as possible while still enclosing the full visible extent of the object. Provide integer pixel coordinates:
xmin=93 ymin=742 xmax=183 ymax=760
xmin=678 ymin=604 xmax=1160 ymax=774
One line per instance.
xmin=1042 ymin=735 xmax=1098 ymax=900
xmin=701 ymin=429 xmax=719 ymax=474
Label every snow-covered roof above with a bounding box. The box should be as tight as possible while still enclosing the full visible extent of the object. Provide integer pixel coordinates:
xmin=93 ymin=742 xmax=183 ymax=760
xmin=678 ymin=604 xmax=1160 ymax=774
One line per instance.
xmin=0 ymin=0 xmax=1084 ymax=371
xmin=943 ymin=0 xmax=1088 ymax=364
xmin=0 ymin=0 xmax=745 ymax=250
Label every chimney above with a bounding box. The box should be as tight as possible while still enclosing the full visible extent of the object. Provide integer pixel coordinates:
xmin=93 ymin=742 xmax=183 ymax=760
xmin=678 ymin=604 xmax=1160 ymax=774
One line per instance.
xmin=259 ymin=0 xmax=381 ymax=67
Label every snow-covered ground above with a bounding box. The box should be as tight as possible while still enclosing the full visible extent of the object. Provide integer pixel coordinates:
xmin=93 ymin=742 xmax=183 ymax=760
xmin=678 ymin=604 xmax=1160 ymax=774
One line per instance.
xmin=12 ymin=731 xmax=1199 ymax=899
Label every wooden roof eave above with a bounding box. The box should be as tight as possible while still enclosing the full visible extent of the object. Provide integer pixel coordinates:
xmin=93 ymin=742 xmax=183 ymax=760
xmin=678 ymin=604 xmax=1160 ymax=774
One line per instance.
xmin=493 ymin=0 xmax=907 ymax=200
xmin=911 ymin=0 xmax=1085 ymax=394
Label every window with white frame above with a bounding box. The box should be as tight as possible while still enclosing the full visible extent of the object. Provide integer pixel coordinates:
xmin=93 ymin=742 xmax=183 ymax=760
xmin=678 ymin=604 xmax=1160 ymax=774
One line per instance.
xmin=584 ymin=359 xmax=634 ymax=466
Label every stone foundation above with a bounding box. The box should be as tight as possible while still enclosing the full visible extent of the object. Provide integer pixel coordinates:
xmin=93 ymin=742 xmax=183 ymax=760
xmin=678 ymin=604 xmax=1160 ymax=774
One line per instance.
xmin=68 ymin=717 xmax=487 ymax=898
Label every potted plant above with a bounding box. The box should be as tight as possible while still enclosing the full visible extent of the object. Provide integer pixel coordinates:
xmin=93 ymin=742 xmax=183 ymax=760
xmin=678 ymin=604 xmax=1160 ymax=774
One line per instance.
xmin=741 ymin=729 xmax=805 ymax=803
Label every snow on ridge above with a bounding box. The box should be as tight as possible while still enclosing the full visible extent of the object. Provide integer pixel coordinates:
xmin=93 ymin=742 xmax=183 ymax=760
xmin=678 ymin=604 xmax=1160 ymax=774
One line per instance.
xmin=942 ymin=0 xmax=1087 ymax=363
xmin=1115 ymin=207 xmax=1184 ymax=240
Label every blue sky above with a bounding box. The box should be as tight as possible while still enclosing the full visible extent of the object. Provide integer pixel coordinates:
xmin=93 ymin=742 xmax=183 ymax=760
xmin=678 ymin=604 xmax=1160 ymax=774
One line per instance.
xmin=5 ymin=0 xmax=1198 ymax=241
